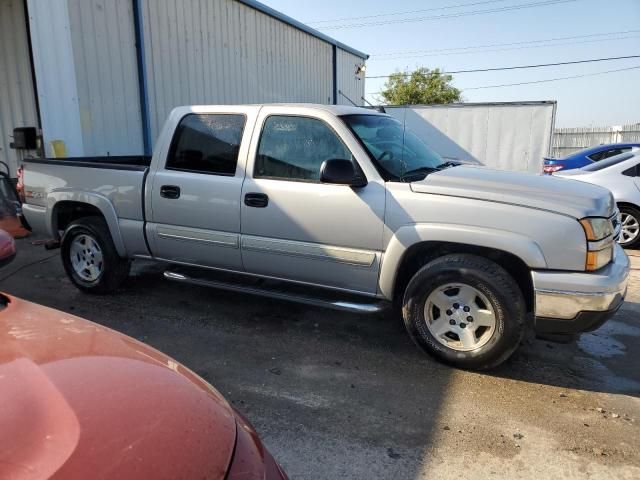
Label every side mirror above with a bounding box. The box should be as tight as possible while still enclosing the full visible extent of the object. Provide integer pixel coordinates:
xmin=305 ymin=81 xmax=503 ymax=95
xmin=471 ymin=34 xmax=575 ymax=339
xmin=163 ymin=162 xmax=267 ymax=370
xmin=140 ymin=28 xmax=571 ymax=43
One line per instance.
xmin=320 ymin=159 xmax=367 ymax=187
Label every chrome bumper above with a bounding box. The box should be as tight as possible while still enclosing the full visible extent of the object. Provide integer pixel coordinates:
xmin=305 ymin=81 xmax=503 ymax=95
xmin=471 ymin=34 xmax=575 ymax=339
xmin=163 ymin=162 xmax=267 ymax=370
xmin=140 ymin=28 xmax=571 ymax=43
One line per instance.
xmin=532 ymin=244 xmax=629 ymax=333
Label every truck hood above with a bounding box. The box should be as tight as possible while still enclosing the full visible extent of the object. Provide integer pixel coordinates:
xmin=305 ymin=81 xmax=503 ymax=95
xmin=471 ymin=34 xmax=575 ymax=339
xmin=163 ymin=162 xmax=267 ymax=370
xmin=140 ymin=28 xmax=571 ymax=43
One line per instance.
xmin=410 ymin=165 xmax=615 ymax=219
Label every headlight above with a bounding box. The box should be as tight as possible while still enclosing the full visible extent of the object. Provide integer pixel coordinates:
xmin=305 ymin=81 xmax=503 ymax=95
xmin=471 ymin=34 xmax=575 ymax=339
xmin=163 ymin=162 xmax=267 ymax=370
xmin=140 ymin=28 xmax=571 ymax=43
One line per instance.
xmin=579 ymin=218 xmax=613 ymax=241
xmin=585 ymin=246 xmax=613 ymax=271
xmin=580 ymin=217 xmax=614 ymax=271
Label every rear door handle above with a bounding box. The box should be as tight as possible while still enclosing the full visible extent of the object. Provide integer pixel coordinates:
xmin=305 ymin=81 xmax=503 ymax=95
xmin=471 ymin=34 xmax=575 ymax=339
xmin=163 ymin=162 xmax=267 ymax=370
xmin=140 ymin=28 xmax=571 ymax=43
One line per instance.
xmin=160 ymin=185 xmax=180 ymax=199
xmin=244 ymin=192 xmax=269 ymax=208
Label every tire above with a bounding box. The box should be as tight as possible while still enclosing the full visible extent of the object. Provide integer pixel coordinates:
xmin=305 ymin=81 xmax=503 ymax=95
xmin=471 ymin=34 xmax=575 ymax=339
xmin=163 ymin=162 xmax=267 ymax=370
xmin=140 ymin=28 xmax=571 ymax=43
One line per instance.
xmin=618 ymin=206 xmax=640 ymax=249
xmin=402 ymin=254 xmax=526 ymax=370
xmin=61 ymin=217 xmax=130 ymax=294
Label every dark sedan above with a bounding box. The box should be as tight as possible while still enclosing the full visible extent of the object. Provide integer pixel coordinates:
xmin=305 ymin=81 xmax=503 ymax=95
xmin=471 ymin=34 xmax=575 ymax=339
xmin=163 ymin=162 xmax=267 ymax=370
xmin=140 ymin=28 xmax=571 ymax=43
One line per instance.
xmin=544 ymin=143 xmax=639 ymax=174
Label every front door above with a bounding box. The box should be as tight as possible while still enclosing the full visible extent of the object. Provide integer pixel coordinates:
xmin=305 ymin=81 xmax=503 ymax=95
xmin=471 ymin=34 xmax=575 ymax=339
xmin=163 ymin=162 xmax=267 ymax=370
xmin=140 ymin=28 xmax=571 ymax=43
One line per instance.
xmin=148 ymin=109 xmax=255 ymax=270
xmin=240 ymin=108 xmax=386 ymax=294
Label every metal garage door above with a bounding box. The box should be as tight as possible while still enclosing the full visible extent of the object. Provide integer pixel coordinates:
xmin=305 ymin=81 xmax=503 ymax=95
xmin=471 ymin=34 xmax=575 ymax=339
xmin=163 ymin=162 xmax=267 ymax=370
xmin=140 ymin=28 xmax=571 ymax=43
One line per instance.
xmin=0 ymin=0 xmax=39 ymax=176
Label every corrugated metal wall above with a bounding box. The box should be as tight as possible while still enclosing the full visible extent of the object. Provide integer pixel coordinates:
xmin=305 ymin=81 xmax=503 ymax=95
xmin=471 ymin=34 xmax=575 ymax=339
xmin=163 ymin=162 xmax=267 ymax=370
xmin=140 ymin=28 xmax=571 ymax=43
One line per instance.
xmin=385 ymin=102 xmax=556 ymax=173
xmin=28 ymin=0 xmax=85 ymax=157
xmin=336 ymin=48 xmax=365 ymax=106
xmin=140 ymin=0 xmax=334 ymax=142
xmin=0 ymin=0 xmax=38 ymax=174
xmin=68 ymin=0 xmax=143 ymax=156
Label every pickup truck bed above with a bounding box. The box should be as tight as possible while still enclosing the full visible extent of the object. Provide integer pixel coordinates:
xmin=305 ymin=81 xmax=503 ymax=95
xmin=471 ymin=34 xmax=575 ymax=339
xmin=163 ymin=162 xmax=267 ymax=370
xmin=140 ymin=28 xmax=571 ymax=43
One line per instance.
xmin=21 ymin=156 xmax=151 ymax=258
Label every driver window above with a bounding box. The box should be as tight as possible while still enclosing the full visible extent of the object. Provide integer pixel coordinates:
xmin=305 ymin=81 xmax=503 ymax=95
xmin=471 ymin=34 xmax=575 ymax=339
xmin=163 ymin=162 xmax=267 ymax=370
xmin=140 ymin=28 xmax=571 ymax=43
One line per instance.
xmin=255 ymin=116 xmax=353 ymax=182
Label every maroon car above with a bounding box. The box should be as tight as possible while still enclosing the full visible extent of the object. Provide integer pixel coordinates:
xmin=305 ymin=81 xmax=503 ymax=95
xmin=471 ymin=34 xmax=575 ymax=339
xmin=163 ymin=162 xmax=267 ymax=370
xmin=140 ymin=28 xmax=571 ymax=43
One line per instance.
xmin=0 ymin=238 xmax=287 ymax=479
xmin=0 ymin=228 xmax=16 ymax=267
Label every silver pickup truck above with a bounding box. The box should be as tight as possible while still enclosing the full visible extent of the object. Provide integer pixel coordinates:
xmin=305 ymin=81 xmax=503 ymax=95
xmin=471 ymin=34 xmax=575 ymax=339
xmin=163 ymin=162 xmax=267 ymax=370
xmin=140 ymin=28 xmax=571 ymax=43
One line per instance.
xmin=22 ymin=104 xmax=629 ymax=369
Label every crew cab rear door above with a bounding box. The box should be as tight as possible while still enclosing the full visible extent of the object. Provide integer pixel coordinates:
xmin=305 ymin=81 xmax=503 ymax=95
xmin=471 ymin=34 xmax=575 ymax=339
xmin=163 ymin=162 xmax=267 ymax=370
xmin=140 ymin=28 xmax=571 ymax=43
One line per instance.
xmin=240 ymin=106 xmax=386 ymax=294
xmin=147 ymin=106 xmax=259 ymax=269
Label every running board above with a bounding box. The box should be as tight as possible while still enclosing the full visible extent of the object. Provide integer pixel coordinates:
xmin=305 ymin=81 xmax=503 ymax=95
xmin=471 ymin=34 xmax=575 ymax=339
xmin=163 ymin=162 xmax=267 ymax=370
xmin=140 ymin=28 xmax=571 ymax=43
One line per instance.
xmin=163 ymin=268 xmax=387 ymax=314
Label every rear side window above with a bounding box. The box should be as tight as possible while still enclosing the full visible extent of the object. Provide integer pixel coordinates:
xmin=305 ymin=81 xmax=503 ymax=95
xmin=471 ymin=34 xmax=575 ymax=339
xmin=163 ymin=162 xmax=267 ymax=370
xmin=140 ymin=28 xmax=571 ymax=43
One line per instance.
xmin=589 ymin=147 xmax=631 ymax=162
xmin=607 ymin=147 xmax=631 ymax=159
xmin=254 ymin=115 xmax=353 ymax=182
xmin=588 ymin=151 xmax=606 ymax=161
xmin=166 ymin=114 xmax=245 ymax=175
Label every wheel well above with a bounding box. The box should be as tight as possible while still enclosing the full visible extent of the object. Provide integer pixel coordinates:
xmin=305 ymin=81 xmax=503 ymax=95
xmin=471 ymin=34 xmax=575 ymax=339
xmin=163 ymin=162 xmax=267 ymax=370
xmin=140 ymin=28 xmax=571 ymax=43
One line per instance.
xmin=392 ymin=241 xmax=534 ymax=313
xmin=617 ymin=201 xmax=640 ymax=212
xmin=52 ymin=201 xmax=104 ymax=235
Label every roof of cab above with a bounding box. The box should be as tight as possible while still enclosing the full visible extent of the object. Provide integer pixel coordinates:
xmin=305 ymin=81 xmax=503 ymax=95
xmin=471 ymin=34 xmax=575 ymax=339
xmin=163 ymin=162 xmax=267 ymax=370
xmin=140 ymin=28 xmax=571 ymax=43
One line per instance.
xmin=260 ymin=104 xmax=385 ymax=115
xmin=174 ymin=104 xmax=386 ymax=116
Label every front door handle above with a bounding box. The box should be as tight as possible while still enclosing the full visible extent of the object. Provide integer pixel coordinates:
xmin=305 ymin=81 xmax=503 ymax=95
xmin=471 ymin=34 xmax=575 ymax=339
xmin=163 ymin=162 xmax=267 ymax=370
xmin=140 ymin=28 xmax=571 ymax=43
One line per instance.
xmin=160 ymin=185 xmax=181 ymax=199
xmin=244 ymin=192 xmax=269 ymax=208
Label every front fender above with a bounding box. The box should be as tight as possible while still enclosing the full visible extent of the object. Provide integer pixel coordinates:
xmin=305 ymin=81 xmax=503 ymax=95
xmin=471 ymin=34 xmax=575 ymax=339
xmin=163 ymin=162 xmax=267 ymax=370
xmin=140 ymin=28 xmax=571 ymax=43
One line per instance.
xmin=378 ymin=223 xmax=547 ymax=300
xmin=47 ymin=189 xmax=127 ymax=257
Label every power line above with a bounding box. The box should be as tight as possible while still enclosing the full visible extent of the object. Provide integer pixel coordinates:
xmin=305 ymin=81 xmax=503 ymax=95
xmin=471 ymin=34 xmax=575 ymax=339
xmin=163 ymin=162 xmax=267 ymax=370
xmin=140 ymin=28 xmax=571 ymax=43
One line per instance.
xmin=366 ymin=64 xmax=640 ymax=95
xmin=370 ymin=29 xmax=640 ymax=58
xmin=317 ymin=0 xmax=577 ymax=30
xmin=369 ymin=35 xmax=640 ymax=61
xmin=306 ymin=0 xmax=507 ymax=25
xmin=365 ymin=55 xmax=640 ymax=79
xmin=464 ymin=64 xmax=640 ymax=89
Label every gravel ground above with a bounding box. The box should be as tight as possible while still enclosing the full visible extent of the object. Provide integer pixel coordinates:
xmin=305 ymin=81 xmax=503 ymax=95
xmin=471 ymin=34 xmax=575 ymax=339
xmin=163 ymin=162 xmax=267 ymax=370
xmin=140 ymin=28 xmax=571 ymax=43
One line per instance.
xmin=1 ymin=237 xmax=639 ymax=479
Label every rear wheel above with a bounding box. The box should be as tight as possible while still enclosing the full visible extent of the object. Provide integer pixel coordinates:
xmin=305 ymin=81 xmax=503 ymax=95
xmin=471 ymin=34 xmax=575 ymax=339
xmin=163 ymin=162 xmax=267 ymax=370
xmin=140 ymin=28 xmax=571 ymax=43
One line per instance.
xmin=618 ymin=206 xmax=640 ymax=248
xmin=402 ymin=254 xmax=526 ymax=370
xmin=61 ymin=217 xmax=130 ymax=293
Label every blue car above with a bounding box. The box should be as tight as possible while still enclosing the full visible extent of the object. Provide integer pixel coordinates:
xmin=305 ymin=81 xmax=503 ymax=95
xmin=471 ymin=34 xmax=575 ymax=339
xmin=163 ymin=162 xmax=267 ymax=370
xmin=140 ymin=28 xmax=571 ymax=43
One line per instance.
xmin=543 ymin=143 xmax=640 ymax=174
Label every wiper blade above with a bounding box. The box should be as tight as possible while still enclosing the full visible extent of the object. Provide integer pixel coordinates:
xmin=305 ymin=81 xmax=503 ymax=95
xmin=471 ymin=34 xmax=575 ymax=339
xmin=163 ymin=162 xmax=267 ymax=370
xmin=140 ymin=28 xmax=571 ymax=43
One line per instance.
xmin=436 ymin=161 xmax=461 ymax=169
xmin=400 ymin=166 xmax=440 ymax=182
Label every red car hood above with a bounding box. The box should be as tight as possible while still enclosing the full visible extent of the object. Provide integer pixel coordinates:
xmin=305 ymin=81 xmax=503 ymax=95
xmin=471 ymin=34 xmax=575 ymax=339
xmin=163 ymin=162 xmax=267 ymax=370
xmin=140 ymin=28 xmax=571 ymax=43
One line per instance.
xmin=0 ymin=294 xmax=236 ymax=480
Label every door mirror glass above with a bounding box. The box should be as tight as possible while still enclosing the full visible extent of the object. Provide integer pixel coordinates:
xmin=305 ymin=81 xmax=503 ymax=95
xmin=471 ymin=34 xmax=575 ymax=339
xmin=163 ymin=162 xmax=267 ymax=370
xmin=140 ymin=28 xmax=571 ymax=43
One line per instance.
xmin=320 ymin=159 xmax=367 ymax=187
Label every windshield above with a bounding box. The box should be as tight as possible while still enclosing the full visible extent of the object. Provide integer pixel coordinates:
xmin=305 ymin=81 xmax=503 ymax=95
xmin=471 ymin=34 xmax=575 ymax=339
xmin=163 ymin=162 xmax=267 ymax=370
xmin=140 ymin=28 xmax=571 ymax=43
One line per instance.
xmin=342 ymin=114 xmax=448 ymax=181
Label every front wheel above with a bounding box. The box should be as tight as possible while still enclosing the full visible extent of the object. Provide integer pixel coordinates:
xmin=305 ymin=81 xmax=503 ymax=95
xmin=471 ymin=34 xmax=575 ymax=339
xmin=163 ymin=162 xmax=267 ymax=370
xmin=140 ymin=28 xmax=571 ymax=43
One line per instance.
xmin=618 ymin=206 xmax=640 ymax=249
xmin=402 ymin=254 xmax=526 ymax=370
xmin=61 ymin=217 xmax=130 ymax=294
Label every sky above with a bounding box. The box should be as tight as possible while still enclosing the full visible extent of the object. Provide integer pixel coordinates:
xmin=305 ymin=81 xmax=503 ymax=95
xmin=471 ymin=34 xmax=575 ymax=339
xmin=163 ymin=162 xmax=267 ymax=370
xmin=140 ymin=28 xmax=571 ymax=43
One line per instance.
xmin=263 ymin=0 xmax=640 ymax=127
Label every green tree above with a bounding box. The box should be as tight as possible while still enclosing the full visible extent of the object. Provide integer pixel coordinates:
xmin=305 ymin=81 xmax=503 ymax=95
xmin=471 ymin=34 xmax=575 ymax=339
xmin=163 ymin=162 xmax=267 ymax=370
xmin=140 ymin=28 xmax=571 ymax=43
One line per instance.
xmin=380 ymin=67 xmax=461 ymax=105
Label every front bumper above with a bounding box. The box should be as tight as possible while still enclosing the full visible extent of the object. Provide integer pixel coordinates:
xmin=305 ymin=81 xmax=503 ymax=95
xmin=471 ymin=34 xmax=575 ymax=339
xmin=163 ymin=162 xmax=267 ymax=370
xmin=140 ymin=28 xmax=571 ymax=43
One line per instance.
xmin=532 ymin=243 xmax=630 ymax=335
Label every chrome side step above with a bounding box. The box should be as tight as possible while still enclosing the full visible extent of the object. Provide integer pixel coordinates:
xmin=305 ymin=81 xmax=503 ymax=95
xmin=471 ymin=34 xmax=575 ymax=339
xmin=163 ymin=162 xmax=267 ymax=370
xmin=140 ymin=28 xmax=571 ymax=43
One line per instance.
xmin=163 ymin=269 xmax=388 ymax=314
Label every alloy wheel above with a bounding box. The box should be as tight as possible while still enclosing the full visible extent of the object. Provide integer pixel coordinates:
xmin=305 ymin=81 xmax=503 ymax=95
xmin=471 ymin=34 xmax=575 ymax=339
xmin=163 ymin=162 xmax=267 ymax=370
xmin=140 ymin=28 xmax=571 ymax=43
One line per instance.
xmin=620 ymin=212 xmax=640 ymax=246
xmin=424 ymin=283 xmax=496 ymax=352
xmin=70 ymin=234 xmax=104 ymax=282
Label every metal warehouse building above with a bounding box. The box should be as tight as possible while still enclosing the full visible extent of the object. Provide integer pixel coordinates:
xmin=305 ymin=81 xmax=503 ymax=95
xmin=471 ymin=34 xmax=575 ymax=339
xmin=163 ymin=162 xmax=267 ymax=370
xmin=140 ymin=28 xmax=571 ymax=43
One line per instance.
xmin=0 ymin=0 xmax=368 ymax=175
